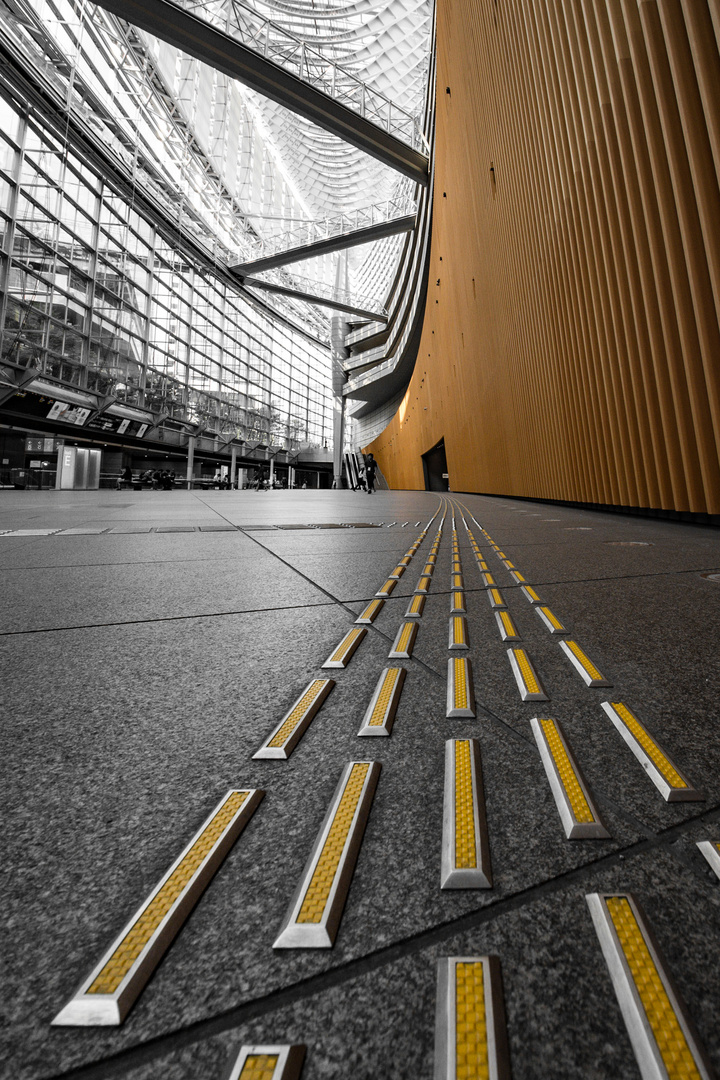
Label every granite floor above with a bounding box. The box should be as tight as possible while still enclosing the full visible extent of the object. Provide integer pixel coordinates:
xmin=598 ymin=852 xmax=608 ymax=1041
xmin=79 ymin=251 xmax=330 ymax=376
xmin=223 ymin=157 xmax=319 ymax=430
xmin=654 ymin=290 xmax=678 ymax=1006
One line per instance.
xmin=2 ymin=488 xmax=720 ymax=1080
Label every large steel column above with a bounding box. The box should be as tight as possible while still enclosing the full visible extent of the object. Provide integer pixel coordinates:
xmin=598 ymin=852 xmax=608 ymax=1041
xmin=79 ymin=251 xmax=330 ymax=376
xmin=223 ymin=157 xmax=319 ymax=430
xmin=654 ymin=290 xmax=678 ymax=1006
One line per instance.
xmin=186 ymin=435 xmax=195 ymax=490
xmin=331 ymin=253 xmax=351 ymax=489
xmin=230 ymin=443 xmax=237 ymax=488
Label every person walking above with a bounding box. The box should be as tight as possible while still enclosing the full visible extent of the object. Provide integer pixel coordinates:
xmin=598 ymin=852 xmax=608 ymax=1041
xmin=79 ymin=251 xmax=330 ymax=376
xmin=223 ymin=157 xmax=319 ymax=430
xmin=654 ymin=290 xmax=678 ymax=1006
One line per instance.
xmin=365 ymin=453 xmax=377 ymax=494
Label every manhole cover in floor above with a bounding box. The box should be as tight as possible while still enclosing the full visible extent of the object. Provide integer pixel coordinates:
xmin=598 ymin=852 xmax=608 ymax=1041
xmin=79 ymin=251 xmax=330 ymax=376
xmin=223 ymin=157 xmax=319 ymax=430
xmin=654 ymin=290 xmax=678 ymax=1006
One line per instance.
xmin=274 ymin=523 xmax=381 ymax=530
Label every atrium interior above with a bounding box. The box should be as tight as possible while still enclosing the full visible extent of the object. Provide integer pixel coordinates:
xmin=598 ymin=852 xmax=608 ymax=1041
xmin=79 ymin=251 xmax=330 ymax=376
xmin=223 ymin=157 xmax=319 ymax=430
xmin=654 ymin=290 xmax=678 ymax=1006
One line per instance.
xmin=3 ymin=2 xmax=720 ymax=1080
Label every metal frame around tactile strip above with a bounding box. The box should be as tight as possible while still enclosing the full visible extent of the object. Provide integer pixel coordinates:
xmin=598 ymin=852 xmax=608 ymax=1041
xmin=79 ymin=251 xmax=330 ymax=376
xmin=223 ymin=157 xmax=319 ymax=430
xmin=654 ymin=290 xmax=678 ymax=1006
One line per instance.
xmin=521 ymin=585 xmax=543 ymax=604
xmin=530 ymin=718 xmax=609 ymax=839
xmin=559 ymin=640 xmax=612 ymax=687
xmin=448 ymin=615 xmax=469 ymax=651
xmin=389 ymin=620 xmax=418 ymax=659
xmin=405 ymin=593 xmax=426 ymax=619
xmin=535 ymin=605 xmax=568 ymax=635
xmin=322 ymin=627 xmax=367 ymax=669
xmin=273 ymin=761 xmax=381 ymax=948
xmin=450 ymin=591 xmax=467 ymax=614
xmin=446 ymin=657 xmax=476 ymax=718
xmin=355 ymin=599 xmax=384 ymax=625
xmin=507 ymin=648 xmax=548 ymax=702
xmin=697 ymin=841 xmax=720 ymax=882
xmin=253 ymin=680 xmax=335 ymax=760
xmin=441 ymin=739 xmax=492 ymax=888
xmin=221 ymin=1044 xmax=306 ymax=1080
xmin=53 ymin=789 xmax=264 ymax=1026
xmin=357 ymin=667 xmax=406 ymax=736
xmin=600 ymin=702 xmax=702 ymax=802
xmin=434 ymin=956 xmax=510 ymax=1080
xmin=586 ymin=893 xmax=714 ymax=1080
xmin=494 ymin=609 xmax=521 ymax=643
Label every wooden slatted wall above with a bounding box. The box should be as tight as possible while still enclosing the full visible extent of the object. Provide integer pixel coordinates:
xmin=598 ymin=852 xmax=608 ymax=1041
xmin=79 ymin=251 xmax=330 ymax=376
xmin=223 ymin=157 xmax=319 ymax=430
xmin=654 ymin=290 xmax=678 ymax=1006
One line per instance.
xmin=366 ymin=0 xmax=720 ymax=515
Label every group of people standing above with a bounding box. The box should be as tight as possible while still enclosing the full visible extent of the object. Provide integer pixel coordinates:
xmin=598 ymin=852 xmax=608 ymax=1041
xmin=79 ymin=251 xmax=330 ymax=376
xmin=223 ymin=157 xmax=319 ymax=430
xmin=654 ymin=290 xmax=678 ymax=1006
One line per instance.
xmin=356 ymin=452 xmax=377 ymax=493
xmin=116 ymin=467 xmax=175 ymax=490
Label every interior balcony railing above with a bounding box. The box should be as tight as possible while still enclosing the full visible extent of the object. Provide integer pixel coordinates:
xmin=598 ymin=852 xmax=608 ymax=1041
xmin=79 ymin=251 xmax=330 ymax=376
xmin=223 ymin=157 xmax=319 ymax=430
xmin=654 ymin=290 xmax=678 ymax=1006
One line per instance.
xmin=235 ymin=197 xmax=416 ymax=267
xmin=244 ymin=271 xmax=388 ymax=323
xmin=232 ymin=201 xmax=416 ymax=276
xmin=175 ymin=0 xmax=429 ymax=154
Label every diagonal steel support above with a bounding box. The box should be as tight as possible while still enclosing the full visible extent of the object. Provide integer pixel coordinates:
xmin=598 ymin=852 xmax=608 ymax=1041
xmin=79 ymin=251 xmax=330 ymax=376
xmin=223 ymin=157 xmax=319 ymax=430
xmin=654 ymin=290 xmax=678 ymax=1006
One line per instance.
xmin=231 ymin=214 xmax=415 ymax=276
xmin=0 ymin=367 xmax=42 ymax=407
xmin=89 ymin=0 xmax=429 ymax=183
xmin=243 ymin=277 xmax=388 ymax=323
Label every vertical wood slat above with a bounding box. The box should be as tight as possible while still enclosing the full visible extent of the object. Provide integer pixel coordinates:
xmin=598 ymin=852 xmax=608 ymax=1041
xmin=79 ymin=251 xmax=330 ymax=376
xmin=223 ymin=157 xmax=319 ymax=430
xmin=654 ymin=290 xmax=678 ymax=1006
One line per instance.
xmin=366 ymin=0 xmax=720 ymax=517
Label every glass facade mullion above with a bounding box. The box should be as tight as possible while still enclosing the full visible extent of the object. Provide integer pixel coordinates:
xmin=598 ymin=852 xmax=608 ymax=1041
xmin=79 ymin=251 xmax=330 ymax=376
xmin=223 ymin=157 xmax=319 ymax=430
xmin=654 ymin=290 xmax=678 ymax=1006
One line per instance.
xmin=0 ymin=92 xmax=332 ymax=446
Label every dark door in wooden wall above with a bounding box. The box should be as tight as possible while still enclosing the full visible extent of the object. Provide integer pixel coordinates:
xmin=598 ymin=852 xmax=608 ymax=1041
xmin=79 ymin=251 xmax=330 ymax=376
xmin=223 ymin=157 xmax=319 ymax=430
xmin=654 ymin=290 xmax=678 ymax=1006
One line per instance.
xmin=422 ymin=438 xmax=449 ymax=491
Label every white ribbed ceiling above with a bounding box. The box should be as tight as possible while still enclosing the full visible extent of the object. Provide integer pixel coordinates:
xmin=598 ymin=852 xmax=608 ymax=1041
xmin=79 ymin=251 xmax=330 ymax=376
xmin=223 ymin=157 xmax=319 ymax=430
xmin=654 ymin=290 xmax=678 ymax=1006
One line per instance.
xmin=183 ymin=0 xmax=432 ymax=218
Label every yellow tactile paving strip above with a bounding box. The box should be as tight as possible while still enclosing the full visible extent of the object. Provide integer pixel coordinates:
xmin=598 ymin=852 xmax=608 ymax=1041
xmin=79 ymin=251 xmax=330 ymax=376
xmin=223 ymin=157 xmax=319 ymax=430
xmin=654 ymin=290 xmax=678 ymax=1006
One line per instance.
xmin=455 ymin=962 xmax=489 ymax=1080
xmin=523 ymin=586 xmax=541 ymax=602
xmin=238 ymin=1054 xmax=279 ymax=1080
xmin=451 ymin=593 xmax=465 ymax=611
xmin=499 ymin=611 xmax=518 ymax=638
xmin=606 ymin=898 xmax=701 ymax=1079
xmin=489 ymin=588 xmax=504 ymax=607
xmin=454 ymin=742 xmax=477 ymax=870
xmin=369 ymin=670 xmax=401 ymax=726
xmin=514 ymin=649 xmax=540 ymax=695
xmin=540 ymin=607 xmax=564 ymax=630
xmin=408 ymin=594 xmax=424 ymax=615
xmin=454 ymin=658 xmax=469 ymax=710
xmin=377 ymin=579 xmax=396 ymax=596
xmin=451 ymin=617 xmax=467 ymax=647
xmin=297 ymin=763 xmax=370 ymax=923
xmin=611 ymin=703 xmax=688 ymax=788
xmin=565 ymin=640 xmax=604 ymax=681
xmin=268 ymin=682 xmax=326 ymax=748
xmin=357 ymin=599 xmax=383 ymax=623
xmin=87 ymin=792 xmax=248 ymax=995
xmin=395 ymin=622 xmax=415 ymax=654
xmin=540 ymin=720 xmax=594 ymax=823
xmin=329 ymin=628 xmax=365 ymax=663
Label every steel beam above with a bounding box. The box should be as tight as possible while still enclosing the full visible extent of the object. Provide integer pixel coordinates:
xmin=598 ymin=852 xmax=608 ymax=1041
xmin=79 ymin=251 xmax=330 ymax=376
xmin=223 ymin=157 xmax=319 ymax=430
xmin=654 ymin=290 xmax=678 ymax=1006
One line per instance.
xmin=90 ymin=0 xmax=429 ymax=184
xmin=243 ymin=277 xmax=388 ymax=323
xmin=232 ymin=214 xmax=416 ymax=276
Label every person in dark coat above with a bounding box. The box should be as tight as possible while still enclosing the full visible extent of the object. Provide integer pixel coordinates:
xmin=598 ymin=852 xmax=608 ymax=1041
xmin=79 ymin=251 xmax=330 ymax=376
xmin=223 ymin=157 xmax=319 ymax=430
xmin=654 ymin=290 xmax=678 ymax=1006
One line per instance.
xmin=365 ymin=453 xmax=377 ymax=494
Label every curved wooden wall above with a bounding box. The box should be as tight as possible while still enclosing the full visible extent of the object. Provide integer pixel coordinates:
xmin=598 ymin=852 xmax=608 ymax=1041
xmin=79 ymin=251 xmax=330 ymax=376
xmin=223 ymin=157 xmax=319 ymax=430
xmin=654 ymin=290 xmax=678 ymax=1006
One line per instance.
xmin=366 ymin=0 xmax=720 ymax=516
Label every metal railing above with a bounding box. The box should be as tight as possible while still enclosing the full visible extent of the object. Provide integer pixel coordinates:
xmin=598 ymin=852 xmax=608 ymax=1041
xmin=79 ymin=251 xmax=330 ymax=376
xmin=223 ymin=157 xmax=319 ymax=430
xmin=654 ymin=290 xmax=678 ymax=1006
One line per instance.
xmin=246 ymin=269 xmax=388 ymax=319
xmin=176 ymin=0 xmax=428 ymax=151
xmin=238 ymin=197 xmax=416 ymax=262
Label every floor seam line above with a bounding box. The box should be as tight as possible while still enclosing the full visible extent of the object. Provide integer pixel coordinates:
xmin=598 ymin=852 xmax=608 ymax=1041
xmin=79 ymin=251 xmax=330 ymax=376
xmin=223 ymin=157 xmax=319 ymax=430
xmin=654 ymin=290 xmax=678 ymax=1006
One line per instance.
xmin=43 ymin=801 xmax=720 ymax=1080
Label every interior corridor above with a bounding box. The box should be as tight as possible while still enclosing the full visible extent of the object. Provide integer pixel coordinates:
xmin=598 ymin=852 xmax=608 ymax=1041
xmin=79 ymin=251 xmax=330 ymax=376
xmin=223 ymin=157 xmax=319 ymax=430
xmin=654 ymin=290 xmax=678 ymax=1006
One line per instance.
xmin=3 ymin=489 xmax=720 ymax=1079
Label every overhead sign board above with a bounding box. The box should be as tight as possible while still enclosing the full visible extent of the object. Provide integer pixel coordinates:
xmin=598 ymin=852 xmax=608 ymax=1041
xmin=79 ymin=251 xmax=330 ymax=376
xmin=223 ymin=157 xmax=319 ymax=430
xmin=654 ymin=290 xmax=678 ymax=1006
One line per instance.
xmin=46 ymin=400 xmax=91 ymax=426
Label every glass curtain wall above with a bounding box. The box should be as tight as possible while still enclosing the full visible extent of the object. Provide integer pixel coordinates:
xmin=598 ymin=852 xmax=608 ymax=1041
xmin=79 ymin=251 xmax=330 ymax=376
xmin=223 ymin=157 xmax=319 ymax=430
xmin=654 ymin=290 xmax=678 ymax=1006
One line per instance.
xmin=0 ymin=92 xmax=333 ymax=452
